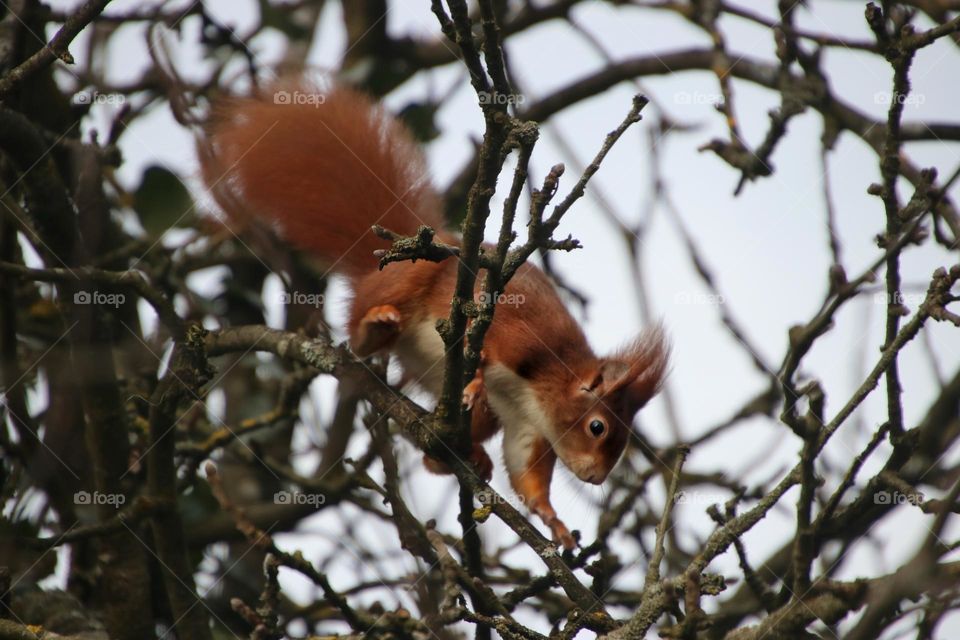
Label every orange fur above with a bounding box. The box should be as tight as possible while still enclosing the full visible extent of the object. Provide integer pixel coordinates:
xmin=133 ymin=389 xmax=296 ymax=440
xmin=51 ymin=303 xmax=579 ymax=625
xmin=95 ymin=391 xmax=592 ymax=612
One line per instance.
xmin=200 ymin=81 xmax=670 ymax=549
xmin=201 ymin=82 xmax=444 ymax=276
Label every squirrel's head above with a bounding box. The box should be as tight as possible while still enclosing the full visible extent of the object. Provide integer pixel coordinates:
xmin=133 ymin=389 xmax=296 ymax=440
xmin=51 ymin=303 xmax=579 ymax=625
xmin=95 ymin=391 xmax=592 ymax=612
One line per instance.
xmin=550 ymin=326 xmax=669 ymax=484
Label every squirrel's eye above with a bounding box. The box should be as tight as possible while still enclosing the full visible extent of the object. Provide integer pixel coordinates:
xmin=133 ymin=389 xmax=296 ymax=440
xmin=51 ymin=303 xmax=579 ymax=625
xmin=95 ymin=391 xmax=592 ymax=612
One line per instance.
xmin=589 ymin=419 xmax=605 ymax=437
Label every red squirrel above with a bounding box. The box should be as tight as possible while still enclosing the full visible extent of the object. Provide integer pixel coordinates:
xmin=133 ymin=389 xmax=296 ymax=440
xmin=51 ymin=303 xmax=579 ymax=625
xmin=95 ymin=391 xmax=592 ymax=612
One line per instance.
xmin=200 ymin=83 xmax=669 ymax=549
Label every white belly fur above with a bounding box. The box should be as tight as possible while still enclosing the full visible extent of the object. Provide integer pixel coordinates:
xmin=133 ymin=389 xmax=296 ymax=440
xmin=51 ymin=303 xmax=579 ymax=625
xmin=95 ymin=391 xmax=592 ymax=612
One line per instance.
xmin=483 ymin=364 xmax=553 ymax=476
xmin=392 ymin=317 xmax=447 ymax=396
xmin=391 ymin=325 xmax=552 ymax=477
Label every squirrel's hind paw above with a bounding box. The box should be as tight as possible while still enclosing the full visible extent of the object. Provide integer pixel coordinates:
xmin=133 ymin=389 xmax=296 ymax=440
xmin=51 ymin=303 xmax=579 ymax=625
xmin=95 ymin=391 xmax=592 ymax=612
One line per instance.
xmin=423 ymin=444 xmax=493 ymax=482
xmin=352 ymin=304 xmax=402 ymax=357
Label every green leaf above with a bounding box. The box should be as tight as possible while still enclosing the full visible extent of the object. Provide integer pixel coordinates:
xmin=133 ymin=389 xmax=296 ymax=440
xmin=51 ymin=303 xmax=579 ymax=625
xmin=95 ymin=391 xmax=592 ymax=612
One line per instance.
xmin=133 ymin=164 xmax=195 ymax=237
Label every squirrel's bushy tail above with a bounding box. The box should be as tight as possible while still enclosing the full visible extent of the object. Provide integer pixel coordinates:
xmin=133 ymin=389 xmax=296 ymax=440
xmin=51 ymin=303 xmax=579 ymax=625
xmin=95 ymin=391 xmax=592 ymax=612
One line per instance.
xmin=200 ymin=82 xmax=444 ymax=276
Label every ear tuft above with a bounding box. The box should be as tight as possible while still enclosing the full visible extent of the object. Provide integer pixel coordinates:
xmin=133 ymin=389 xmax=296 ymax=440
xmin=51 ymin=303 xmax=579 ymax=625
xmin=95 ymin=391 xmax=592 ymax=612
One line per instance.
xmin=600 ymin=323 xmax=670 ymax=411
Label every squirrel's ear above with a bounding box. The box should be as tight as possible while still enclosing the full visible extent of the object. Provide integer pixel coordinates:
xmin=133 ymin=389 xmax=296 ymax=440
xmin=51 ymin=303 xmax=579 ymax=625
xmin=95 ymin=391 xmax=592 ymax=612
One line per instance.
xmin=584 ymin=369 xmax=605 ymax=392
xmin=600 ymin=325 xmax=670 ymax=411
xmin=582 ymin=359 xmax=627 ymax=394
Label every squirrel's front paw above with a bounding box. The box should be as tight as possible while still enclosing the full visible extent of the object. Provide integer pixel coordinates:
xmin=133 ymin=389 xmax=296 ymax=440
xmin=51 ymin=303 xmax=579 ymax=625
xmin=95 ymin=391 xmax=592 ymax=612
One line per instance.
xmin=546 ymin=516 xmax=575 ymax=550
xmin=528 ymin=501 xmax=576 ymax=550
xmin=462 ymin=376 xmax=483 ymax=410
xmin=462 ymin=351 xmax=487 ymax=409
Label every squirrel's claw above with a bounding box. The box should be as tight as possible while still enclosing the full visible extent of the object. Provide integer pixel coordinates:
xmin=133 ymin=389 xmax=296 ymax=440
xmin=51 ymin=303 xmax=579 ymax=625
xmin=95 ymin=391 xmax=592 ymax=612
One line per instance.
xmin=528 ymin=499 xmax=576 ymax=550
xmin=462 ymin=351 xmax=487 ymax=410
xmin=548 ymin=517 xmax=576 ymax=550
xmin=462 ymin=376 xmax=483 ymax=410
